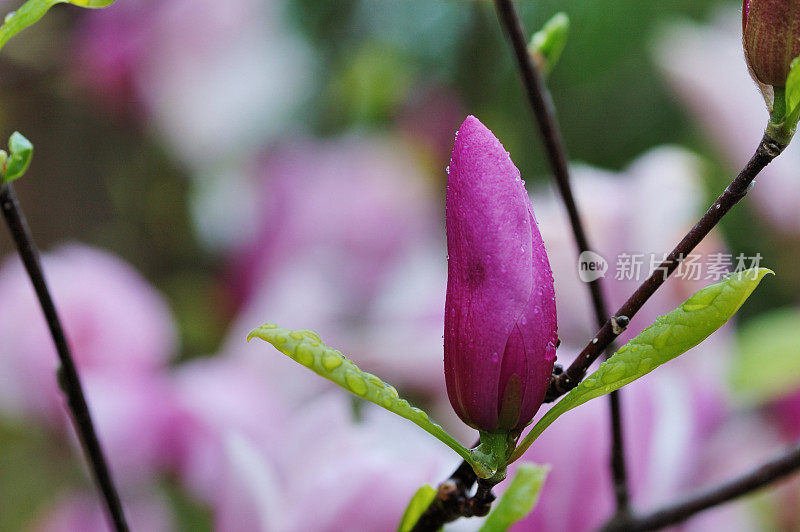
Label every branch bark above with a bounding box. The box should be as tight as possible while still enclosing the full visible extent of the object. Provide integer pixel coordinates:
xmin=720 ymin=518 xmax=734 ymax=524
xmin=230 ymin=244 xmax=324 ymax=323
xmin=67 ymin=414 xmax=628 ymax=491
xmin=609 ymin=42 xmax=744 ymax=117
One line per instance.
xmin=602 ymin=441 xmax=800 ymax=531
xmin=0 ymin=183 xmax=129 ymax=532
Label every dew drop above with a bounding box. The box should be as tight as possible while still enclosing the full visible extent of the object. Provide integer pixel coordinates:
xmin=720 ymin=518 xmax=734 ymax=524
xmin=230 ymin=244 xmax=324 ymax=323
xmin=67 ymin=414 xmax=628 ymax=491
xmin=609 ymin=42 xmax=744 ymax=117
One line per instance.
xmin=322 ymin=353 xmax=343 ymax=371
xmin=412 ymin=407 xmax=429 ymax=420
xmin=295 ymin=344 xmax=314 ymax=366
xmin=289 ymin=331 xmax=303 ymax=340
xmin=346 ymin=373 xmax=368 ymax=396
xmin=4 ymin=11 xmax=15 ymax=22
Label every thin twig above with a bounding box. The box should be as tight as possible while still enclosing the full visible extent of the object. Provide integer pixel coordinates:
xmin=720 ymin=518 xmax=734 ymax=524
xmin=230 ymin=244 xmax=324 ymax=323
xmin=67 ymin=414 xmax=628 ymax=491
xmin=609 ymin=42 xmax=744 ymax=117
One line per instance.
xmin=549 ymin=133 xmax=784 ymax=398
xmin=0 ymin=183 xmax=129 ymax=532
xmin=492 ymin=0 xmax=631 ymax=513
xmin=602 ymin=441 xmax=800 ymax=531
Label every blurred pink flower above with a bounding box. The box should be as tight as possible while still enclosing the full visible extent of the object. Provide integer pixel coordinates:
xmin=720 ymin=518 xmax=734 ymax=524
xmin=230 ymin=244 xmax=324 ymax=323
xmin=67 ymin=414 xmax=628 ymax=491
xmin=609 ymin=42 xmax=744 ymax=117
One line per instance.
xmin=168 ymin=356 xmax=288 ymax=506
xmin=771 ymin=392 xmax=800 ymax=440
xmin=654 ymin=8 xmax=800 ymax=233
xmin=34 ymin=490 xmax=172 ymax=532
xmin=511 ymin=369 xmax=743 ymax=532
xmin=76 ymin=371 xmax=181 ymax=486
xmin=691 ymin=413 xmax=800 ymax=530
xmin=72 ymin=0 xmax=313 ymax=167
xmin=0 ymin=243 xmax=177 ymax=423
xmin=211 ymin=393 xmax=453 ymax=532
xmin=224 ymin=135 xmax=450 ymax=399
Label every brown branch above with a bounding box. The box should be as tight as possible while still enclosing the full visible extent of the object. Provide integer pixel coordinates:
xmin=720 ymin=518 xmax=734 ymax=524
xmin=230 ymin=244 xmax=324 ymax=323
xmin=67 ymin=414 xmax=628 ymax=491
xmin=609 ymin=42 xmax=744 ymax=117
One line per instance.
xmin=0 ymin=183 xmax=129 ymax=532
xmin=549 ymin=133 xmax=784 ymax=398
xmin=602 ymin=441 xmax=800 ymax=531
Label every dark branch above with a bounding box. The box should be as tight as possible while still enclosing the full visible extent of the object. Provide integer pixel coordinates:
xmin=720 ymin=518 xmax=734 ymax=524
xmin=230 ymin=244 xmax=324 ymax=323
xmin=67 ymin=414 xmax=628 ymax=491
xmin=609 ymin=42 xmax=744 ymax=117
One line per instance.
xmin=0 ymin=183 xmax=129 ymax=532
xmin=410 ymin=447 xmax=494 ymax=532
xmin=549 ymin=134 xmax=784 ymax=398
xmin=602 ymin=441 xmax=800 ymax=531
xmin=492 ymin=0 xmax=630 ymax=513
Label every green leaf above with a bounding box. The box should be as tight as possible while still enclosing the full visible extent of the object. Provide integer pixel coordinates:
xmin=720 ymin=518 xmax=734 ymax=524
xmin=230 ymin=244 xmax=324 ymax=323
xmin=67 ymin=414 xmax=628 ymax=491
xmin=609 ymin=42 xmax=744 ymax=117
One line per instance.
xmin=730 ymin=307 xmax=800 ymax=404
xmin=248 ymin=324 xmax=474 ymax=466
xmin=3 ymin=131 xmax=33 ymax=182
xmin=397 ymin=485 xmax=437 ymax=532
xmin=528 ymin=12 xmax=569 ymax=75
xmin=511 ymin=268 xmax=772 ymax=463
xmin=479 ymin=464 xmax=549 ymax=532
xmin=65 ymin=0 xmax=115 ymax=7
xmin=786 ymin=56 xmax=800 ymax=121
xmin=0 ymin=0 xmax=115 ymax=54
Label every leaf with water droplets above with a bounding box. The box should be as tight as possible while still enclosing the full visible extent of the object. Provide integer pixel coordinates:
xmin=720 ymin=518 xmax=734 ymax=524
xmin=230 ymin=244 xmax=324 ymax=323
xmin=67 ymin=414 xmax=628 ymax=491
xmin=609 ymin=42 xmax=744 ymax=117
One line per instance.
xmin=248 ymin=323 xmax=474 ymax=466
xmin=511 ymin=268 xmax=772 ymax=462
xmin=478 ymin=464 xmax=549 ymax=532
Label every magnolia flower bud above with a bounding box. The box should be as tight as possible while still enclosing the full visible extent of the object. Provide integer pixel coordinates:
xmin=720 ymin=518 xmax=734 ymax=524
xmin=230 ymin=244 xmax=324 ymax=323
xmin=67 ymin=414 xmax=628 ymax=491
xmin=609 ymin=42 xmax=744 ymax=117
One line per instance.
xmin=444 ymin=116 xmax=558 ymax=433
xmin=743 ymin=0 xmax=800 ymax=87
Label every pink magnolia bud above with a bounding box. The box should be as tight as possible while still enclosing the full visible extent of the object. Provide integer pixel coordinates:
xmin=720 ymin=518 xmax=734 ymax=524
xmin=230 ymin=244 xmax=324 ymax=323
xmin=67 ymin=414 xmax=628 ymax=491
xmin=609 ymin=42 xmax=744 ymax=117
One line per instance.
xmin=743 ymin=0 xmax=800 ymax=87
xmin=444 ymin=116 xmax=558 ymax=433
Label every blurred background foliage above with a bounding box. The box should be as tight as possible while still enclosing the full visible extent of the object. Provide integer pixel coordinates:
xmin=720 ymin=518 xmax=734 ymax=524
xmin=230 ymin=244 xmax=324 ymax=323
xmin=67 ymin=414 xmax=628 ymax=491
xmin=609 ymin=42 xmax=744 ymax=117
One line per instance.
xmin=1 ymin=0 xmax=797 ymax=529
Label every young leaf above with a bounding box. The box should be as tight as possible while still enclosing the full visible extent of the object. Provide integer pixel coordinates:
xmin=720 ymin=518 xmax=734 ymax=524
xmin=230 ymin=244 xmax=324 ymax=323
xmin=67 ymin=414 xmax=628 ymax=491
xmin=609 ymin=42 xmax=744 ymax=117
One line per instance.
xmin=0 ymin=0 xmax=115 ymax=53
xmin=479 ymin=464 xmax=549 ymax=532
xmin=3 ymin=131 xmax=33 ymax=182
xmin=730 ymin=307 xmax=800 ymax=404
xmin=785 ymin=55 xmax=800 ymax=122
xmin=528 ymin=12 xmax=569 ymax=75
xmin=511 ymin=268 xmax=772 ymax=462
xmin=397 ymin=485 xmax=437 ymax=532
xmin=248 ymin=324 xmax=474 ymax=466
